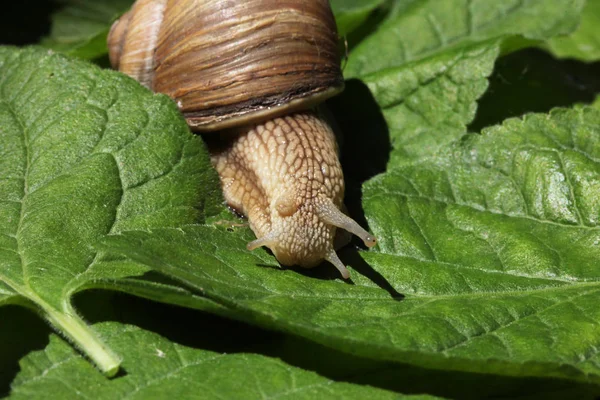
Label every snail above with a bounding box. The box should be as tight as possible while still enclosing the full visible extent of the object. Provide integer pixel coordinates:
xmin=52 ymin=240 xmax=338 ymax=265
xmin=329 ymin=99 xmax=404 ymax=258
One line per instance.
xmin=107 ymin=0 xmax=376 ymax=279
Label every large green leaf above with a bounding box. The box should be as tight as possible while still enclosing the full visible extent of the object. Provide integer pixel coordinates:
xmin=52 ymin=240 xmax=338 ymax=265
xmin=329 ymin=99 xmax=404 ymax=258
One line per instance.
xmin=546 ymin=0 xmax=600 ymax=62
xmin=0 ymin=46 xmax=220 ymax=375
xmin=345 ymin=0 xmax=586 ymax=78
xmin=7 ymin=0 xmax=600 ymax=398
xmin=100 ymin=105 xmax=600 ymax=386
xmin=362 ymin=40 xmax=498 ymax=165
xmin=359 ymin=105 xmax=600 ymax=377
xmin=10 ymin=321 xmax=436 ymax=400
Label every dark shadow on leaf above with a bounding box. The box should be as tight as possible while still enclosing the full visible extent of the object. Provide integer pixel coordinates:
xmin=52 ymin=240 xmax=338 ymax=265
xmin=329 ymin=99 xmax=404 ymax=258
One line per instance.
xmin=254 ymin=262 xmax=285 ymax=272
xmin=91 ymin=54 xmax=112 ymax=69
xmin=0 ymin=306 xmax=52 ymax=397
xmin=327 ymin=78 xmax=390 ymax=237
xmin=273 ymin=334 xmax=600 ymax=400
xmin=74 ymin=290 xmax=281 ymax=355
xmin=126 ymin=270 xmax=193 ymax=287
xmin=281 ymin=263 xmax=348 ymax=281
xmin=71 ymin=290 xmax=600 ymax=400
xmin=469 ymin=48 xmax=600 ymax=132
xmin=257 ymin=249 xmax=399 ymax=290
xmin=251 ymin=248 xmax=344 ymax=280
xmin=343 ymin=4 xmax=391 ymax=53
xmin=339 ymin=246 xmax=404 ymax=299
xmin=251 ymin=246 xmax=355 ymax=282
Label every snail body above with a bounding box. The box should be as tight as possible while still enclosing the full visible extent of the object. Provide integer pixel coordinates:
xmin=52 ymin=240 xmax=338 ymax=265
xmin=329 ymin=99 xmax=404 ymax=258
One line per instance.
xmin=108 ymin=0 xmax=376 ymax=278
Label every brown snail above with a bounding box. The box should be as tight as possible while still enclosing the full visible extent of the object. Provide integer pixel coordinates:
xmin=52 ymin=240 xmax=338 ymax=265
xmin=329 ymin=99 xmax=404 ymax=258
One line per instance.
xmin=107 ymin=0 xmax=376 ymax=279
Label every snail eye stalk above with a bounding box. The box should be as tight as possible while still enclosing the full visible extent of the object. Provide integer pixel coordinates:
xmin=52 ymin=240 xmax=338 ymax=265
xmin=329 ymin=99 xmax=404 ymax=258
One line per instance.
xmin=316 ymin=198 xmax=377 ymax=248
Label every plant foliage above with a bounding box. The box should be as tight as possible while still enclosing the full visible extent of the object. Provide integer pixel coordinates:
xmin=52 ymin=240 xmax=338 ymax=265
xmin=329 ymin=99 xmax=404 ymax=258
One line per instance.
xmin=2 ymin=0 xmax=600 ymax=398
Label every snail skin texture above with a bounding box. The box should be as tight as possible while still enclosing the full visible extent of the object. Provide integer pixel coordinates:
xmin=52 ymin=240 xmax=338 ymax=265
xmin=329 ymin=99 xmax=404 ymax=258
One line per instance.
xmin=108 ymin=0 xmax=376 ymax=278
xmin=209 ymin=111 xmax=376 ymax=279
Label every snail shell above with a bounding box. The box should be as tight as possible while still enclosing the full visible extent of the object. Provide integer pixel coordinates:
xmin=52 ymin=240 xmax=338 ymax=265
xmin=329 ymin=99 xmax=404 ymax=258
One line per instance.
xmin=108 ymin=0 xmax=376 ymax=278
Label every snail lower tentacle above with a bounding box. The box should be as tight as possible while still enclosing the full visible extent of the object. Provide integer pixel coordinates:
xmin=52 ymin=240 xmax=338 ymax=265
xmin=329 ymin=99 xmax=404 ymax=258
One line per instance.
xmin=206 ymin=110 xmax=376 ymax=278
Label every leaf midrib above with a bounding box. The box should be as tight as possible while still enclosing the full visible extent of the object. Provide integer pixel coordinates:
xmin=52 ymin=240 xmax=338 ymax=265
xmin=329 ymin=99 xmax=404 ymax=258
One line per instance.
xmin=5 ymin=91 xmax=32 ymax=290
xmin=132 ymin=235 xmax=599 ymax=301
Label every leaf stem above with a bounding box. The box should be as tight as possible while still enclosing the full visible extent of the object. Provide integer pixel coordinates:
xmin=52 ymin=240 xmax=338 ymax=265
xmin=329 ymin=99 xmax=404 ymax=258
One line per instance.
xmin=44 ymin=305 xmax=121 ymax=377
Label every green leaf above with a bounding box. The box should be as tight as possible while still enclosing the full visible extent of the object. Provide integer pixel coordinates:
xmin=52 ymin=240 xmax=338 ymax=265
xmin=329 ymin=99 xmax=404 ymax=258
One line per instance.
xmin=546 ymin=0 xmax=600 ymax=62
xmin=9 ymin=322 xmax=432 ymax=400
xmin=100 ymin=105 xmax=600 ymax=385
xmin=41 ymin=0 xmax=133 ymax=59
xmin=363 ymin=106 xmax=600 ymax=376
xmin=11 ymin=1 xmax=599 ymax=397
xmin=0 ymin=46 xmax=220 ymax=375
xmin=345 ymin=0 xmax=586 ymax=78
xmin=362 ymin=40 xmax=498 ymax=165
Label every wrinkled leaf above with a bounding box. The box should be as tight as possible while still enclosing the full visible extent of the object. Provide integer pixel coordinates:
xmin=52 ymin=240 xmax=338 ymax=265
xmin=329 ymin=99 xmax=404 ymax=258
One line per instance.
xmin=546 ymin=0 xmax=600 ymax=62
xmin=101 ymin=105 xmax=600 ymax=385
xmin=345 ymin=0 xmax=586 ymax=78
xmin=6 ymin=0 xmax=600 ymax=398
xmin=358 ymin=105 xmax=600 ymax=377
xmin=362 ymin=39 xmax=498 ymax=165
xmin=0 ymin=46 xmax=220 ymax=375
xmin=11 ymin=322 xmax=432 ymax=400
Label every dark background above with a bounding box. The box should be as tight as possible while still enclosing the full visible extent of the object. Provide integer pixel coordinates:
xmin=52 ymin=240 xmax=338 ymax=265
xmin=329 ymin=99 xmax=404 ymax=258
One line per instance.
xmin=1 ymin=1 xmax=59 ymax=45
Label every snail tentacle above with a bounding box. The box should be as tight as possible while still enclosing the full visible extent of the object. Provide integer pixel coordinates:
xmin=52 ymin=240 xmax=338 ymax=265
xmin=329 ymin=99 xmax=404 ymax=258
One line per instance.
xmin=315 ymin=198 xmax=377 ymax=248
xmin=325 ymin=250 xmax=350 ymax=280
xmin=247 ymin=231 xmax=279 ymax=252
